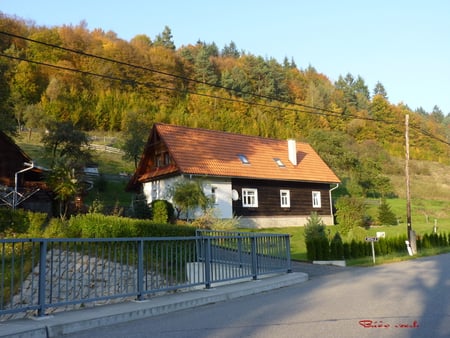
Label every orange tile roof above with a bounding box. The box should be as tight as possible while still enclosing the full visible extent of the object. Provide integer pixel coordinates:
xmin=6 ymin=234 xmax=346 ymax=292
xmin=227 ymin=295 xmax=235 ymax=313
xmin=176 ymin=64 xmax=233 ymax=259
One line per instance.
xmin=154 ymin=124 xmax=340 ymax=184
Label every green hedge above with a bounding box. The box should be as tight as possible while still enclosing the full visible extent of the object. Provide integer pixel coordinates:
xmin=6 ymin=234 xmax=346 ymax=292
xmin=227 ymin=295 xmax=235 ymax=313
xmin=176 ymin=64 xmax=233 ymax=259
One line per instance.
xmin=1 ymin=209 xmax=196 ymax=239
xmin=0 ymin=208 xmax=48 ymax=236
xmin=306 ymin=232 xmax=450 ymax=261
xmin=63 ymin=213 xmax=196 ymax=238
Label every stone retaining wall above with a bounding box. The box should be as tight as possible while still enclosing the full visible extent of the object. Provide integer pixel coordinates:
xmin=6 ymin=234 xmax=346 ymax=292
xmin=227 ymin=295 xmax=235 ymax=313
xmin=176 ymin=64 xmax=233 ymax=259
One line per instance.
xmin=1 ymin=249 xmax=166 ymax=321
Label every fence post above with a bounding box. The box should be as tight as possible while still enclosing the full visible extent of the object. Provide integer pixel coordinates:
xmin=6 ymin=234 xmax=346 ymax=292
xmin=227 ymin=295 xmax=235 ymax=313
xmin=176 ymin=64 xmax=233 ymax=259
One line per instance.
xmin=285 ymin=235 xmax=292 ymax=273
xmin=195 ymin=230 xmax=203 ymax=262
xmin=251 ymin=236 xmax=257 ymax=280
xmin=37 ymin=239 xmax=47 ymax=317
xmin=204 ymin=237 xmax=212 ymax=289
xmin=137 ymin=239 xmax=144 ymax=301
xmin=237 ymin=236 xmax=243 ymax=268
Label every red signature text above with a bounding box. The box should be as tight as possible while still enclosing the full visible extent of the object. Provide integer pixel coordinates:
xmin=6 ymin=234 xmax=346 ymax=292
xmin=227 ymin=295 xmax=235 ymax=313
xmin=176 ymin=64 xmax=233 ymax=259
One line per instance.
xmin=359 ymin=320 xmax=419 ymax=329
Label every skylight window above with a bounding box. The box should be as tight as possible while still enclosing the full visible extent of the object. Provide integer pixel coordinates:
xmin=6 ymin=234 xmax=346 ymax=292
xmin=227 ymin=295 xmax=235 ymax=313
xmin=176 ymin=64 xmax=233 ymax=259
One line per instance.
xmin=273 ymin=158 xmax=285 ymax=167
xmin=237 ymin=154 xmax=250 ymax=164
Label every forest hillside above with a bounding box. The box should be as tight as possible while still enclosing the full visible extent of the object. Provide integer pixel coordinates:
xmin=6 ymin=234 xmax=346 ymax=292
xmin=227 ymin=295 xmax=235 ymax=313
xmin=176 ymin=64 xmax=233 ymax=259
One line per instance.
xmin=1 ymin=13 xmax=449 ymax=200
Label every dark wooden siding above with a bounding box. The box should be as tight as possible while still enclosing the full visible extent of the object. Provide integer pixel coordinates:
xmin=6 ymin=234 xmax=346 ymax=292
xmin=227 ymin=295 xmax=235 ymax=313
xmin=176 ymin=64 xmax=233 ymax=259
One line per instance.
xmin=232 ymin=178 xmax=332 ymax=217
xmin=0 ymin=133 xmax=30 ymax=186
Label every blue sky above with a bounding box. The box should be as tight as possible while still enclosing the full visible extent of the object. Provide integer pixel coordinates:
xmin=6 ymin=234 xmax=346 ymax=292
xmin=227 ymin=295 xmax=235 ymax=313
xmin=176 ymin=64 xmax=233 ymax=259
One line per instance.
xmin=2 ymin=0 xmax=450 ymax=114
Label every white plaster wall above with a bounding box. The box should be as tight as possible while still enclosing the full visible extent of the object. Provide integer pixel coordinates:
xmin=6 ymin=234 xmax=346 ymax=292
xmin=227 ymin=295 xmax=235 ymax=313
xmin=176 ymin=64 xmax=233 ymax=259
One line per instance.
xmin=142 ymin=176 xmax=233 ymax=220
xmin=201 ymin=179 xmax=233 ymax=219
xmin=142 ymin=176 xmax=181 ymax=206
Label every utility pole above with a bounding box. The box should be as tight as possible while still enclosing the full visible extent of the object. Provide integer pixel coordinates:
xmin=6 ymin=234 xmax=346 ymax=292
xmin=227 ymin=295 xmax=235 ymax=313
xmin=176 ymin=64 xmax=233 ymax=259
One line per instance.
xmin=405 ymin=114 xmax=411 ymax=237
xmin=405 ymin=114 xmax=416 ymax=254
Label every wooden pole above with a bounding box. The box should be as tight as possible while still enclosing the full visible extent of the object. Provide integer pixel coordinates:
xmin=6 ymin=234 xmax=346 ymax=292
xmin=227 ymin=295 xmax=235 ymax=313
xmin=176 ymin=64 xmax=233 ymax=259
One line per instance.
xmin=405 ymin=114 xmax=412 ymax=241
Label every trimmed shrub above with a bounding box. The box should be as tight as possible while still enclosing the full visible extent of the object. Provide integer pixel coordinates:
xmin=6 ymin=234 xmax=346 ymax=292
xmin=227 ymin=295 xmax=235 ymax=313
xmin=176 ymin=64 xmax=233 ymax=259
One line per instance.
xmin=65 ymin=213 xmax=196 ymax=239
xmin=151 ymin=200 xmax=175 ymax=223
xmin=330 ymin=232 xmax=344 ymax=260
xmin=343 ymin=242 xmax=351 ymax=259
xmin=306 ymin=240 xmax=315 ymax=261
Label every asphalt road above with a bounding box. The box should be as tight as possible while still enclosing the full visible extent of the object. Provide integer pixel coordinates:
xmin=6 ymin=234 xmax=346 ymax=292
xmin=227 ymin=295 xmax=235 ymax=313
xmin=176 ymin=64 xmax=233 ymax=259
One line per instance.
xmin=63 ymin=254 xmax=450 ymax=338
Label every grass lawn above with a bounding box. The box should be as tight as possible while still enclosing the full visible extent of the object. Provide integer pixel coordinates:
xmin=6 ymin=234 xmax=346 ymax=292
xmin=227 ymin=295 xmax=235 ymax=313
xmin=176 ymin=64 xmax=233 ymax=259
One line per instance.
xmin=244 ymin=198 xmax=450 ymax=262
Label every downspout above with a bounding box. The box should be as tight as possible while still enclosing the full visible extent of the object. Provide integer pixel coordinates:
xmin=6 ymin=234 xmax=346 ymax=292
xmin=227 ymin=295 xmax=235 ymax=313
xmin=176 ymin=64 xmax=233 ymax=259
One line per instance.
xmin=13 ymin=162 xmax=34 ymax=210
xmin=329 ymin=183 xmax=339 ymax=225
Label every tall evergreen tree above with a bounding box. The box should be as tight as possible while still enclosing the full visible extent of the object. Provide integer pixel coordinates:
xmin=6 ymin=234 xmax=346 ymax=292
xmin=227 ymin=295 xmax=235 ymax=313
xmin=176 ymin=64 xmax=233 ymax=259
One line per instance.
xmin=221 ymin=41 xmax=240 ymax=58
xmin=154 ymin=26 xmax=175 ymax=50
xmin=373 ymin=81 xmax=388 ymax=99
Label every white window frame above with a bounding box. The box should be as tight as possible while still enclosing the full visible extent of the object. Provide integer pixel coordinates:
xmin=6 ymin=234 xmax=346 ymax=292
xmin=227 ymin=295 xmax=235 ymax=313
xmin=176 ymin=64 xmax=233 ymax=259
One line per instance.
xmin=312 ymin=191 xmax=321 ymax=208
xmin=242 ymin=188 xmax=258 ymax=207
xmin=280 ymin=189 xmax=290 ymax=208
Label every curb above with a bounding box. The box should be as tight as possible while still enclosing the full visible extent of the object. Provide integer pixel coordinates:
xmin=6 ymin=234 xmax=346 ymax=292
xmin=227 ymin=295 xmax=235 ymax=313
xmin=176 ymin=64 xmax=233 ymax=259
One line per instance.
xmin=0 ymin=272 xmax=308 ymax=338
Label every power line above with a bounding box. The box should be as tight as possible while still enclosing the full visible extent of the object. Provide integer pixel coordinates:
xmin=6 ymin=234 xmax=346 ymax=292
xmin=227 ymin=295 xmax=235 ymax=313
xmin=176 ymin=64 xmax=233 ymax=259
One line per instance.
xmin=1 ymin=31 xmax=449 ymax=146
xmin=0 ymin=30 xmax=336 ymax=114
xmin=0 ymin=52 xmax=339 ymax=119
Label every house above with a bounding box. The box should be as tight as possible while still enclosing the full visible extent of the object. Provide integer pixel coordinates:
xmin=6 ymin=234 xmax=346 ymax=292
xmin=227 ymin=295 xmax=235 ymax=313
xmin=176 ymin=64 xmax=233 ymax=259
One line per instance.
xmin=0 ymin=131 xmax=53 ymax=215
xmin=126 ymin=123 xmax=340 ymax=228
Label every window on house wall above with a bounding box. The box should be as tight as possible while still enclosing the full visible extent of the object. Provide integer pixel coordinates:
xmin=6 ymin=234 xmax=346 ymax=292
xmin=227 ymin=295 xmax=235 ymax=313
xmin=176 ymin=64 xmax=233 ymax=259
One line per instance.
xmin=280 ymin=189 xmax=290 ymax=208
xmin=312 ymin=191 xmax=321 ymax=208
xmin=155 ymin=154 xmax=162 ymax=167
xmin=164 ymin=152 xmax=171 ymax=165
xmin=210 ymin=186 xmax=217 ymax=204
xmin=242 ymin=188 xmax=258 ymax=207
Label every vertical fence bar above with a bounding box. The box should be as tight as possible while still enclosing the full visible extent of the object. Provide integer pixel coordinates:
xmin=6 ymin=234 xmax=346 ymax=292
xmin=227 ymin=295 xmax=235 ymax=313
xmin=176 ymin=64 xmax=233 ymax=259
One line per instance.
xmin=251 ymin=236 xmax=257 ymax=280
xmin=237 ymin=236 xmax=243 ymax=268
xmin=285 ymin=235 xmax=292 ymax=273
xmin=37 ymin=239 xmax=47 ymax=317
xmin=204 ymin=238 xmax=211 ymax=289
xmin=137 ymin=239 xmax=144 ymax=301
xmin=1 ymin=242 xmax=5 ymax=308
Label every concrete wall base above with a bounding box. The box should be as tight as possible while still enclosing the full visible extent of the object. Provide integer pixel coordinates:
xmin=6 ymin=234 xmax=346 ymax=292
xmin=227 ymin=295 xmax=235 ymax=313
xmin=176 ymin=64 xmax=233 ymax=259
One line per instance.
xmin=312 ymin=260 xmax=346 ymax=267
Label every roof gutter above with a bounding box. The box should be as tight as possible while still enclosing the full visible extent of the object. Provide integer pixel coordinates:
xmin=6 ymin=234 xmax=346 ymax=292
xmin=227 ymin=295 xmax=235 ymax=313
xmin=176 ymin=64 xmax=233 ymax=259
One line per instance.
xmin=329 ymin=183 xmax=339 ymax=225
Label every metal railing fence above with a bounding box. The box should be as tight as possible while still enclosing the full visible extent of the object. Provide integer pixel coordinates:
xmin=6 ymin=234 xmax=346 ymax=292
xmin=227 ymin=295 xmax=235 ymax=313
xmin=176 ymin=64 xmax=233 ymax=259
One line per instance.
xmin=1 ymin=232 xmax=290 ymax=320
xmin=195 ymin=230 xmax=292 ymax=287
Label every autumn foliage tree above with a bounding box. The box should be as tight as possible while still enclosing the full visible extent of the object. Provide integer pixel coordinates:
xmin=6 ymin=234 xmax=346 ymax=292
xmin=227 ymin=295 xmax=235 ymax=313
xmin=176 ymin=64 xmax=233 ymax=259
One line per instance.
xmin=0 ymin=12 xmax=449 ymax=202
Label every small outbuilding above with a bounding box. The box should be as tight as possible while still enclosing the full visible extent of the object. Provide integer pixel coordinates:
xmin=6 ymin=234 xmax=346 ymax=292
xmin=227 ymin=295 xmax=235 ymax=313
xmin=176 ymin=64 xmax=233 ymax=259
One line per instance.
xmin=0 ymin=131 xmax=53 ymax=215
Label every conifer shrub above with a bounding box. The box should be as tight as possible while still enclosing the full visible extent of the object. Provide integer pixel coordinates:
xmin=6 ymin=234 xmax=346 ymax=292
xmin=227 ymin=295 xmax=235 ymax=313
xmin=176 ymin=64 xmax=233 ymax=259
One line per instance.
xmin=319 ymin=237 xmax=330 ymax=260
xmin=343 ymin=242 xmax=351 ymax=259
xmin=131 ymin=193 xmax=152 ymax=219
xmin=350 ymin=239 xmax=359 ymax=258
xmin=377 ymin=199 xmax=397 ymax=225
xmin=304 ymin=212 xmax=329 ymax=260
xmin=151 ymin=200 xmax=175 ymax=224
xmin=330 ymin=232 xmax=344 ymax=260
xmin=304 ymin=212 xmax=326 ymax=242
xmin=306 ymin=240 xmax=315 ymax=261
